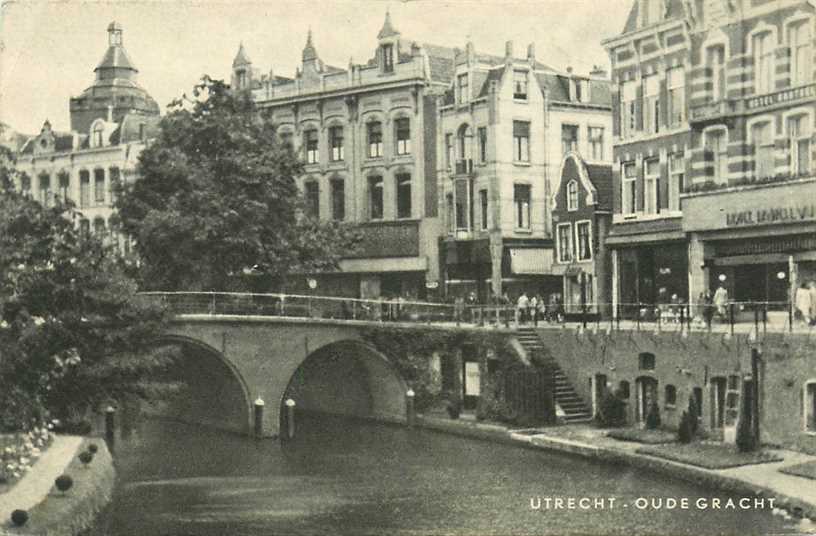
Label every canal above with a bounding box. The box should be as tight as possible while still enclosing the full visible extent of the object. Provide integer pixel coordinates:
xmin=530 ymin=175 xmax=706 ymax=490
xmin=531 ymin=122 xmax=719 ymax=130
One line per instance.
xmin=89 ymin=415 xmax=803 ymax=536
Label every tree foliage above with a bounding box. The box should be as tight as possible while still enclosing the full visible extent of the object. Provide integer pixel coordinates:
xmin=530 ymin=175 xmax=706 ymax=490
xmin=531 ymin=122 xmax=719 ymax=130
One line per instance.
xmin=115 ymin=76 xmax=360 ymax=291
xmin=0 ymin=157 xmax=176 ymax=431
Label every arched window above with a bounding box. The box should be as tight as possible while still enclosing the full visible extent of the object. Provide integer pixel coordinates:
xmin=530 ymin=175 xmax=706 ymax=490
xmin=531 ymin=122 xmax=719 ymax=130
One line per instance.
xmin=617 ymin=380 xmax=630 ymax=399
xmin=38 ymin=173 xmax=51 ymax=206
xmin=638 ymin=352 xmax=656 ymax=370
xmin=665 ymin=385 xmax=677 ymax=407
xmin=20 ymin=173 xmax=31 ymax=196
xmin=753 ymin=31 xmax=774 ymax=94
xmin=704 ymin=127 xmax=728 ymax=183
xmin=750 ymin=120 xmax=774 ymax=179
xmin=367 ymin=122 xmax=383 ymax=158
xmin=787 ymin=113 xmax=812 ymax=175
xmin=368 ymin=175 xmax=384 ymax=220
xmin=329 ymin=125 xmax=344 ymax=161
xmin=92 ymin=123 xmax=105 ymax=148
xmin=457 ymin=124 xmax=473 ymax=162
xmin=58 ymin=171 xmax=70 ymax=203
xmin=567 ymin=180 xmax=579 ymax=211
xmin=94 ymin=169 xmax=106 ymax=205
xmin=79 ymin=170 xmax=91 ymax=208
xmin=789 ymin=20 xmax=812 ymax=86
xmin=93 ymin=217 xmax=106 ymax=237
xmin=108 ymin=167 xmax=121 ymax=204
xmin=395 ymin=118 xmax=410 ymax=155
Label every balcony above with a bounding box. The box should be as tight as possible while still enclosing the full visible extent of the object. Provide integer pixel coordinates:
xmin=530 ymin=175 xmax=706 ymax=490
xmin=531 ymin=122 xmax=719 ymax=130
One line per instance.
xmin=689 ymin=99 xmax=738 ymax=123
xmin=344 ymin=219 xmax=420 ymax=259
xmin=744 ymin=83 xmax=816 ymax=113
xmin=454 ymin=159 xmax=474 ymax=176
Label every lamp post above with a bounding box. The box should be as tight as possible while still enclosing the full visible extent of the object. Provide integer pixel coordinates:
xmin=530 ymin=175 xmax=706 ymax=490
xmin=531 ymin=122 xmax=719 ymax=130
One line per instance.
xmin=406 ymin=389 xmax=416 ymax=427
xmin=285 ymin=398 xmax=296 ymax=439
xmin=254 ymin=397 xmax=265 ymax=438
xmin=306 ymin=278 xmax=317 ymax=317
xmin=104 ymin=405 xmax=116 ymax=451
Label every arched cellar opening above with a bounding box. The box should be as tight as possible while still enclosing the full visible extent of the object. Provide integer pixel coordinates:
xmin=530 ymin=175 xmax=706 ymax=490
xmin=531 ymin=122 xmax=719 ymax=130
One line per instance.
xmin=280 ymin=340 xmax=408 ymax=433
xmin=145 ymin=337 xmax=252 ymax=435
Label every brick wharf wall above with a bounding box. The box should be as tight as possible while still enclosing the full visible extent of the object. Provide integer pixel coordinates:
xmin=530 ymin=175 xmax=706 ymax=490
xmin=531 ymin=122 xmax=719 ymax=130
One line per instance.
xmin=533 ymin=327 xmax=816 ymax=452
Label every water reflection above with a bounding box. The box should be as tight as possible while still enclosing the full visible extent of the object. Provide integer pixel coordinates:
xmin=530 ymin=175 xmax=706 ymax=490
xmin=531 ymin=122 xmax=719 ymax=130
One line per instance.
xmin=90 ymin=415 xmax=802 ymax=536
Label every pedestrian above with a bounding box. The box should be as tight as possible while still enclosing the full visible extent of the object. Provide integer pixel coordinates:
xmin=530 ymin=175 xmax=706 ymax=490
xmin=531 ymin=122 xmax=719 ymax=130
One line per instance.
xmin=713 ymin=283 xmax=729 ymax=321
xmin=809 ymin=281 xmax=816 ymax=326
xmin=700 ymin=290 xmax=714 ymax=328
xmin=795 ymin=283 xmax=812 ymax=326
xmin=516 ymin=292 xmax=529 ymax=325
xmin=529 ymin=294 xmax=539 ymax=326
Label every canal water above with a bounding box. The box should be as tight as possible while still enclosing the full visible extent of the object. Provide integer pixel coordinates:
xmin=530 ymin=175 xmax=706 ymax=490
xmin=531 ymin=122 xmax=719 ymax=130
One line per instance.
xmin=89 ymin=415 xmax=804 ymax=536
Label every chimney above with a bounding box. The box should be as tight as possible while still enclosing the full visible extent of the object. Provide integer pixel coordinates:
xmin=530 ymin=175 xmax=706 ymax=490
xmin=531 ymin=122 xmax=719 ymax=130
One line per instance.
xmin=466 ymin=40 xmax=475 ymax=64
xmin=505 ymin=40 xmax=514 ymax=60
xmin=590 ymin=65 xmax=608 ymax=79
xmin=527 ymin=43 xmax=536 ymax=65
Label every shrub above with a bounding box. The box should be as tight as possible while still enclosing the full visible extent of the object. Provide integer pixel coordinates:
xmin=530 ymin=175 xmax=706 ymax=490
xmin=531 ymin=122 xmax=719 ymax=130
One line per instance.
xmin=79 ymin=451 xmax=94 ymax=466
xmin=445 ymin=399 xmax=461 ymax=419
xmin=645 ymin=402 xmax=661 ymax=430
xmin=595 ymin=390 xmax=627 ymax=427
xmin=55 ymin=474 xmax=73 ymax=494
xmin=87 ymin=443 xmax=99 ymax=454
xmin=10 ymin=509 xmax=28 ymax=526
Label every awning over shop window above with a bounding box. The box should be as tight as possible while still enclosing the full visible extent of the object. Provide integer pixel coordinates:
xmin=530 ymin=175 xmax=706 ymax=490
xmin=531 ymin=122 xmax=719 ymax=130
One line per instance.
xmin=509 ymin=248 xmax=553 ymax=275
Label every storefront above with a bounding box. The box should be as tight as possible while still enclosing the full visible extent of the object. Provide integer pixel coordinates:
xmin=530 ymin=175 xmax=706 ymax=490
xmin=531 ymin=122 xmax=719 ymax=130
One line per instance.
xmin=683 ymin=179 xmax=816 ymax=312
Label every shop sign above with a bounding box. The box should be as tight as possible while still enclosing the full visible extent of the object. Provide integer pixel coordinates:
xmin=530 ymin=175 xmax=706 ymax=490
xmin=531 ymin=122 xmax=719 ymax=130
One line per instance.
xmin=725 ymin=204 xmax=816 ymax=228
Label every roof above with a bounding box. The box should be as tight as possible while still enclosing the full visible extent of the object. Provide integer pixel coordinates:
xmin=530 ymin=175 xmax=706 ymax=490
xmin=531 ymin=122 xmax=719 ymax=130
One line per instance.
xmin=477 ymin=67 xmax=505 ymax=97
xmin=420 ymin=43 xmax=456 ymax=83
xmin=95 ymin=45 xmax=137 ymax=73
xmin=621 ymin=0 xmax=687 ymax=34
xmin=233 ymin=43 xmax=252 ymax=67
xmin=585 ymin=163 xmax=613 ymax=212
xmin=377 ymin=11 xmax=400 ymax=39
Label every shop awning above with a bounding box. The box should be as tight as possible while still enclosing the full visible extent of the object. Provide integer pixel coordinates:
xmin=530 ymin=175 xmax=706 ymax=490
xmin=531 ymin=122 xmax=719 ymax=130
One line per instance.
xmin=509 ymin=248 xmax=553 ymax=275
xmin=605 ymin=230 xmax=686 ymax=247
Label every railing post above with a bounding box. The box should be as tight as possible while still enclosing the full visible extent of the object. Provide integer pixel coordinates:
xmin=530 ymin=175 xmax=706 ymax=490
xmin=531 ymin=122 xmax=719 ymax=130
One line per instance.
xmin=686 ymin=303 xmax=692 ymax=332
xmin=636 ymin=303 xmax=641 ymax=331
xmin=479 ymin=307 xmax=485 ymax=327
xmin=280 ymin=295 xmax=286 ymax=317
xmin=789 ymin=299 xmax=794 ymax=333
xmin=504 ymin=307 xmax=510 ymax=328
xmin=352 ymin=300 xmax=357 ymax=320
xmin=582 ymin=304 xmax=587 ymax=329
xmin=616 ymin=303 xmax=621 ymax=331
xmin=679 ymin=305 xmax=685 ymax=330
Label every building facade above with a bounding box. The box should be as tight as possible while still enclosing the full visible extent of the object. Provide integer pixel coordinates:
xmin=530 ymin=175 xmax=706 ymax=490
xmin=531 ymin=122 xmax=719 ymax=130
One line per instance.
xmin=14 ymin=22 xmax=160 ymax=247
xmin=551 ymin=152 xmax=613 ymax=316
xmin=232 ymin=14 xmax=455 ymax=300
xmin=437 ymin=41 xmax=612 ymax=302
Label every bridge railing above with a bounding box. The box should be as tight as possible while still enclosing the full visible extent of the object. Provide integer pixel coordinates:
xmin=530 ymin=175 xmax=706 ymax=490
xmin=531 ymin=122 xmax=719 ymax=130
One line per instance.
xmin=138 ymin=292 xmax=810 ymax=336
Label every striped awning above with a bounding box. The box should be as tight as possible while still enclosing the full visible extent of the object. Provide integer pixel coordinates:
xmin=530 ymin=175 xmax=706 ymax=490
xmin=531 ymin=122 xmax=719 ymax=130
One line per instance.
xmin=509 ymin=248 xmax=553 ymax=275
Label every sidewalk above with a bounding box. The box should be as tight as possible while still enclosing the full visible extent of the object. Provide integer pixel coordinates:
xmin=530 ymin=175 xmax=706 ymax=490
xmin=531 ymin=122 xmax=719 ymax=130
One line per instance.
xmin=418 ymin=416 xmax=816 ymax=523
xmin=0 ymin=436 xmax=83 ymax=524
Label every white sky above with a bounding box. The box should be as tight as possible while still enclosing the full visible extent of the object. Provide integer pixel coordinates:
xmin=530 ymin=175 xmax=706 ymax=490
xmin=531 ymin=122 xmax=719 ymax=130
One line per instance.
xmin=0 ymin=0 xmax=631 ymax=135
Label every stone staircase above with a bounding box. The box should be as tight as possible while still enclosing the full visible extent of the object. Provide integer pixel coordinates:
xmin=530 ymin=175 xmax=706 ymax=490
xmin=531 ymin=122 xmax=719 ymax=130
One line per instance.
xmin=515 ymin=327 xmax=593 ymax=424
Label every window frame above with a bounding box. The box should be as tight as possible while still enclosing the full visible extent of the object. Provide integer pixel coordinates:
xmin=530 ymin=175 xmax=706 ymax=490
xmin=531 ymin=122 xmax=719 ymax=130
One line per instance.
xmin=668 ymin=152 xmax=684 ymax=212
xmin=382 ymin=44 xmax=394 ymax=73
xmin=575 ymin=220 xmax=592 ymax=262
xmin=513 ymin=183 xmax=532 ymax=230
xmin=478 ymin=126 xmax=487 ymax=164
xmin=304 ymin=179 xmax=320 ymax=219
xmin=93 ymin=168 xmax=106 ymax=206
xmin=787 ymin=113 xmax=812 ymax=176
xmin=513 ymin=70 xmax=529 ymax=101
xmin=329 ymin=125 xmax=344 ymax=162
xmin=367 ymin=122 xmax=384 ymax=158
xmin=752 ymin=31 xmax=774 ymax=95
xmin=588 ymin=126 xmax=605 ymax=160
xmin=621 ymin=80 xmax=637 ymax=139
xmin=804 ymin=380 xmax=816 ymax=434
xmin=457 ymin=73 xmax=469 ymax=104
xmin=750 ymin=120 xmax=774 ymax=180
xmin=479 ymin=188 xmax=489 ymax=230
xmin=557 ymin=222 xmax=573 ymax=263
xmin=395 ymin=118 xmax=411 ymax=155
xmin=304 ymin=129 xmax=319 ymax=164
xmin=706 ymin=45 xmax=726 ymax=102
xmin=789 ymin=19 xmax=813 ymax=87
xmin=368 ymin=175 xmax=384 ymax=220
xmin=667 ymin=66 xmax=685 ymax=127
xmin=566 ymin=180 xmax=579 ymax=212
xmin=643 ymin=74 xmax=660 ymax=135
xmin=643 ymin=157 xmax=660 ymax=215
xmin=621 ymin=162 xmax=637 ymax=215
xmin=330 ymin=177 xmax=345 ymax=221
xmin=513 ymin=121 xmax=530 ymax=163
xmin=704 ymin=127 xmax=729 ymax=184
xmin=396 ymin=173 xmax=412 ymax=219
xmin=561 ymin=124 xmax=579 ymax=155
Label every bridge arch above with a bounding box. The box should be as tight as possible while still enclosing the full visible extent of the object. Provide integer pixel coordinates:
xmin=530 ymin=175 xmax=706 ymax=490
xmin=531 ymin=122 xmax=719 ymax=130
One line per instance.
xmin=280 ymin=339 xmax=409 ymax=428
xmin=150 ymin=334 xmax=254 ymax=434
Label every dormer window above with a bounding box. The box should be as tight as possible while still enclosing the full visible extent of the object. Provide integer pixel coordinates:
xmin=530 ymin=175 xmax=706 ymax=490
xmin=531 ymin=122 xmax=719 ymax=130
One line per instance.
xmin=513 ymin=70 xmax=528 ymax=100
xmin=382 ymin=44 xmax=394 ymax=73
xmin=92 ymin=124 xmax=104 ymax=148
xmin=457 ymin=74 xmax=469 ymax=104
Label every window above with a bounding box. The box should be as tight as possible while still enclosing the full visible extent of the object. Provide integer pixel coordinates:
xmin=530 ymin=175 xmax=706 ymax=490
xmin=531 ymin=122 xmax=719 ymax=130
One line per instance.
xmin=92 ymin=124 xmax=104 ymax=147
xmin=667 ymin=66 xmax=685 ymax=127
xmin=368 ymin=122 xmax=383 ymax=158
xmin=753 ymin=32 xmax=774 ymax=94
xmin=236 ymin=70 xmax=247 ymax=89
xmin=640 ymin=0 xmax=662 ymax=27
xmin=513 ymin=121 xmax=530 ymax=162
xmin=329 ymin=126 xmax=344 ymax=161
xmin=752 ymin=121 xmax=774 ymax=179
xmin=576 ymin=221 xmax=592 ymax=261
xmin=304 ymin=130 xmax=318 ymax=164
xmin=395 ymin=118 xmax=411 ymax=155
xmin=454 ymin=178 xmax=472 ymax=230
xmin=368 ymin=176 xmax=383 ymax=220
xmin=478 ymin=127 xmax=487 ymax=163
xmin=446 ymin=193 xmax=455 ymax=233
xmin=382 ymin=44 xmax=394 ymax=73
xmin=514 ymin=184 xmax=531 ymax=229
xmin=479 ymin=189 xmax=488 ymax=230
xmin=20 ymin=174 xmax=31 ymax=196
xmin=79 ymin=171 xmax=90 ymax=207
xmin=567 ymin=180 xmax=579 ymax=211
xmin=513 ymin=70 xmax=528 ymax=100
xmin=706 ymin=129 xmax=728 ymax=183
xmin=622 ymin=162 xmax=636 ymax=215
xmin=644 ymin=158 xmax=660 ymax=214
xmin=93 ymin=217 xmax=106 ymax=237
xmin=108 ymin=167 xmax=120 ymax=204
xmin=665 ymin=385 xmax=677 ymax=407
xmin=79 ymin=218 xmax=90 ymax=238
xmin=94 ymin=169 xmax=105 ymax=205
xmin=58 ymin=172 xmax=70 ymax=203
xmin=805 ymin=381 xmax=816 ymax=432
xmin=644 ymin=74 xmax=660 ymax=134
xmin=707 ymin=45 xmax=725 ymax=102
xmin=557 ymin=223 xmax=572 ymax=262
xmin=457 ymin=74 xmax=469 ymax=104
xmin=789 ymin=114 xmax=811 ymax=175
xmin=304 ymin=180 xmax=319 ymax=218
xmin=790 ymin=21 xmax=812 ymax=87
xmin=589 ymin=127 xmax=604 ymax=160
xmin=621 ymin=80 xmax=637 ymax=139
xmin=38 ymin=174 xmax=51 ymax=206
xmin=138 ymin=123 xmax=146 ymax=141
xmin=618 ymin=381 xmax=630 ymax=399
xmin=445 ymin=133 xmax=454 ymax=169
xmin=396 ymin=174 xmax=411 ymax=218
xmin=638 ymin=352 xmax=656 ymax=370
xmin=561 ymin=124 xmax=579 ymax=155
xmin=279 ymin=130 xmax=294 ymax=148
xmin=457 ymin=124 xmax=473 ymax=162
xmin=668 ymin=153 xmax=684 ymax=211
xmin=331 ymin=178 xmax=345 ymax=221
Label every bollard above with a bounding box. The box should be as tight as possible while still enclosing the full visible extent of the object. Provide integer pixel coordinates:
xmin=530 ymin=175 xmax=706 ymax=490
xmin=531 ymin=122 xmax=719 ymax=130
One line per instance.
xmin=406 ymin=389 xmax=415 ymax=427
xmin=254 ymin=397 xmax=265 ymax=438
xmin=285 ymin=398 xmax=296 ymax=439
xmin=104 ymin=405 xmax=116 ymax=451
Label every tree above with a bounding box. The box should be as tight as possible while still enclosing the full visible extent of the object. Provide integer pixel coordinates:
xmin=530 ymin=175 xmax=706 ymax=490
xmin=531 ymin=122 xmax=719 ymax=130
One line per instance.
xmin=0 ymin=156 xmax=177 ymax=431
xmin=115 ymin=76 xmax=360 ymax=291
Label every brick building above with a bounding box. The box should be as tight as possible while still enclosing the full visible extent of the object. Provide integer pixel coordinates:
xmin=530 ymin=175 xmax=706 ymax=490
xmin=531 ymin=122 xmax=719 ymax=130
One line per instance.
xmin=232 ymin=13 xmax=455 ymax=299
xmin=437 ymin=41 xmax=612 ymax=302
xmin=604 ymin=0 xmax=816 ymax=319
xmin=14 ymin=22 xmax=160 ymax=248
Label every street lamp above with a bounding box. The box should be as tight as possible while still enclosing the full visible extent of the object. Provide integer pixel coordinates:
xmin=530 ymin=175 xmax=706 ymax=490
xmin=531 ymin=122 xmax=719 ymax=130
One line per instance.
xmin=306 ymin=278 xmax=317 ymax=317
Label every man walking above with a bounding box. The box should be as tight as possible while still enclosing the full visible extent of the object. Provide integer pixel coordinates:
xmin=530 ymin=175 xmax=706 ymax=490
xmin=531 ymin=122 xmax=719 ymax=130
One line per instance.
xmin=517 ymin=292 xmax=529 ymax=325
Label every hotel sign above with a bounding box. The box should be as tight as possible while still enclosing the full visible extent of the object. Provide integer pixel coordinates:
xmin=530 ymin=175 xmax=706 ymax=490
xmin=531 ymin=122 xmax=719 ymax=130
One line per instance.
xmin=746 ymin=84 xmax=816 ymax=110
xmin=682 ymin=180 xmax=816 ymax=232
xmin=725 ymin=205 xmax=816 ymax=227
